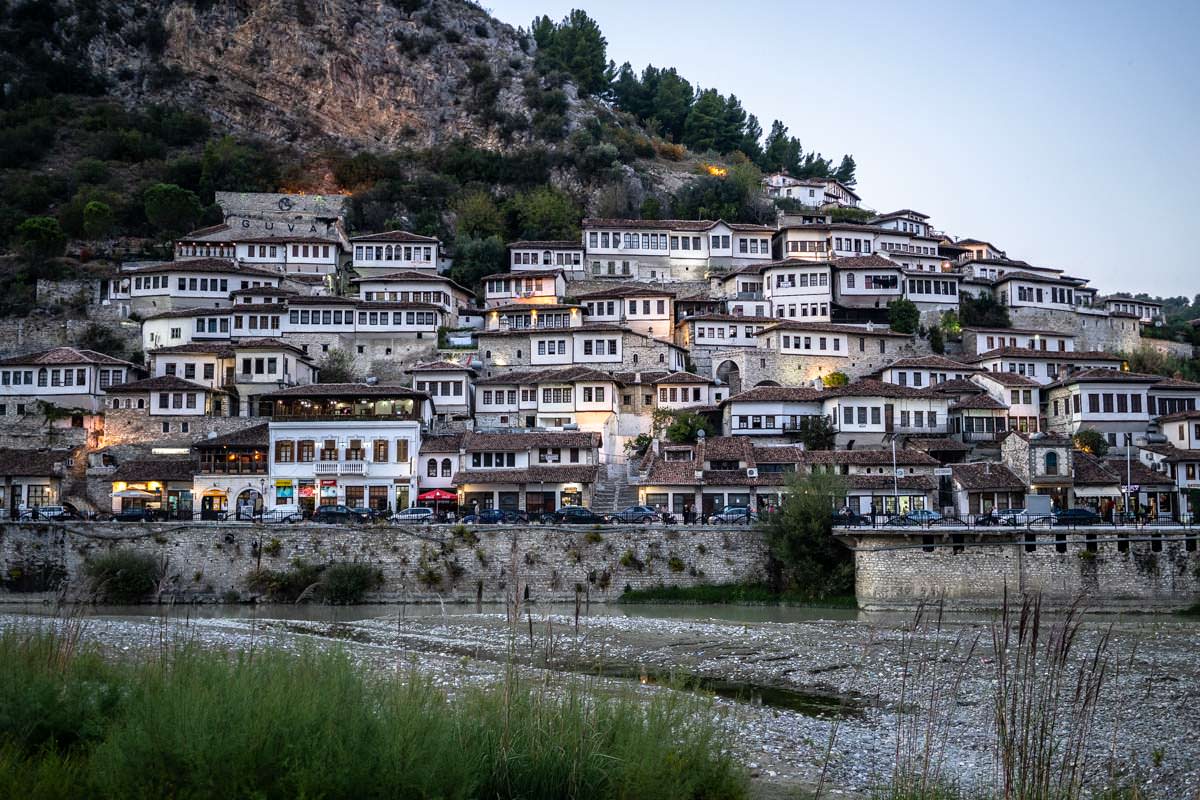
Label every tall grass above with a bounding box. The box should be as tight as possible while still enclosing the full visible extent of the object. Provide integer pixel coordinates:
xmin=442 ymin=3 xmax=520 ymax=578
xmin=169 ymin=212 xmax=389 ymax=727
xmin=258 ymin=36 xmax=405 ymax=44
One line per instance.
xmin=858 ymin=594 xmax=1124 ymax=800
xmin=0 ymin=625 xmax=746 ymax=799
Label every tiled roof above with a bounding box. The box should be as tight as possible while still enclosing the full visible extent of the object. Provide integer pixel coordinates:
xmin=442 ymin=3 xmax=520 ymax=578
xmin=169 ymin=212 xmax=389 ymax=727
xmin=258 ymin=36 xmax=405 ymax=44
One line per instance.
xmin=488 ymin=303 xmax=582 ymax=313
xmin=419 ymin=433 xmax=466 ymax=453
xmin=453 ymin=465 xmax=600 ymax=486
xmin=794 ymin=449 xmax=939 ymax=466
xmin=950 ymin=462 xmax=1025 ymax=491
xmin=1152 ymin=377 xmax=1200 ymax=390
xmin=141 ymin=307 xmax=231 ymax=321
xmin=351 ymin=230 xmax=439 ymax=243
xmin=845 ymin=474 xmax=936 ymax=491
xmin=968 ymin=347 xmax=1122 ymax=363
xmin=905 ymin=436 xmax=971 ymax=452
xmin=825 ymin=378 xmax=946 ymax=400
xmin=260 ymin=383 xmax=428 ymax=399
xmin=654 ymin=371 xmax=715 ymax=385
xmin=949 ymin=394 xmax=1008 ymax=411
xmin=232 ymin=338 xmax=310 ymax=356
xmin=474 ymin=366 xmax=620 ymax=386
xmin=583 ymin=218 xmax=774 ymax=232
xmin=681 ymin=314 xmax=776 ymax=324
xmin=1046 ymin=368 xmax=1162 ymax=387
xmin=285 ymin=295 xmax=357 ymax=305
xmin=406 ymin=360 xmax=474 ymax=373
xmin=1139 ymin=444 xmax=1200 ymax=463
xmin=105 ymin=375 xmax=223 ymax=394
xmin=974 ymin=372 xmax=1040 ymax=387
xmin=724 ymin=386 xmax=826 ymax=404
xmin=508 ymin=240 xmax=582 ymax=249
xmin=1155 ymin=409 xmax=1200 ymax=422
xmin=460 ymin=431 xmax=601 ymax=451
xmin=194 ymin=423 xmax=270 ymax=449
xmin=701 ymin=436 xmax=754 ymax=462
xmin=573 ymin=285 xmax=676 ymax=299
xmin=146 ymin=343 xmax=234 ymax=356
xmin=930 ymin=378 xmax=987 ymax=395
xmin=0 ymin=449 xmax=67 ymax=478
xmin=760 ymin=320 xmax=912 ymax=338
xmin=111 ymin=459 xmax=197 ymax=483
xmin=125 ymin=259 xmax=282 ymax=278
xmin=482 ymin=269 xmax=564 ymax=281
xmin=881 ymin=355 xmax=980 ymax=370
xmin=832 ymin=254 xmax=902 ymax=268
xmin=230 ymin=287 xmax=297 ymax=296
xmin=0 ymin=347 xmax=135 ymax=367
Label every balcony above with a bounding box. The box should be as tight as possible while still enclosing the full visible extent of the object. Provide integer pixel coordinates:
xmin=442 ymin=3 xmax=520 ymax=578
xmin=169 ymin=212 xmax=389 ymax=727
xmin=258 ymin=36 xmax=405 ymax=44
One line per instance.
xmin=314 ymin=461 xmax=368 ymax=476
xmin=733 ymin=292 xmax=765 ymax=301
xmin=962 ymin=431 xmax=1000 ymax=443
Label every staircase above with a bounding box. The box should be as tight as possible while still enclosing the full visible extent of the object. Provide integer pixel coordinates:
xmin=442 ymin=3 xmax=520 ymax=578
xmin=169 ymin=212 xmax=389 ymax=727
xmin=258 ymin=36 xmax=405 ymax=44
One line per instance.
xmin=591 ymin=463 xmax=639 ymax=514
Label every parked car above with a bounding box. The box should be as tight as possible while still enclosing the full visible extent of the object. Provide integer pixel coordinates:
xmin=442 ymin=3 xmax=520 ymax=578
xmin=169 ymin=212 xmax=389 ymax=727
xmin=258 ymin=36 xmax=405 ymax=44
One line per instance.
xmin=543 ymin=506 xmax=609 ymax=525
xmin=262 ymin=505 xmax=302 ymax=524
xmin=18 ymin=505 xmax=83 ymax=522
xmin=114 ymin=507 xmax=164 ymax=523
xmin=310 ymin=505 xmax=371 ymax=524
xmin=1054 ymin=508 xmax=1101 ymax=526
xmin=349 ymin=506 xmax=390 ymax=522
xmin=462 ymin=508 xmax=506 ymax=524
xmin=831 ymin=510 xmax=872 ymax=527
xmin=885 ymin=509 xmax=944 ymax=526
xmin=609 ymin=505 xmax=660 ymax=524
xmin=708 ymin=505 xmax=757 ymax=524
xmin=391 ymin=507 xmax=435 ymax=523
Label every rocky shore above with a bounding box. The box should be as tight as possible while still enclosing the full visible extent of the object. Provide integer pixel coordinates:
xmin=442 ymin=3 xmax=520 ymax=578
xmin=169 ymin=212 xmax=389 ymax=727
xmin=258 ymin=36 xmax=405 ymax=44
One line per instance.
xmin=2 ymin=606 xmax=1196 ymax=799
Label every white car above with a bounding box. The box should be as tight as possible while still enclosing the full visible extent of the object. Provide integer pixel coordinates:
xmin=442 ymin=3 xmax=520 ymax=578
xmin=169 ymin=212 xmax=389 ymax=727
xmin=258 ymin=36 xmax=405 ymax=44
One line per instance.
xmin=391 ymin=507 xmax=435 ymax=523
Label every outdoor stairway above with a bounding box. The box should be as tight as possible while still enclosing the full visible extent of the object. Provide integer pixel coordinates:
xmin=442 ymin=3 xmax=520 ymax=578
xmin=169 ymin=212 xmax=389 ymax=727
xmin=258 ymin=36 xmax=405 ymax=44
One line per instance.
xmin=592 ymin=463 xmax=639 ymax=514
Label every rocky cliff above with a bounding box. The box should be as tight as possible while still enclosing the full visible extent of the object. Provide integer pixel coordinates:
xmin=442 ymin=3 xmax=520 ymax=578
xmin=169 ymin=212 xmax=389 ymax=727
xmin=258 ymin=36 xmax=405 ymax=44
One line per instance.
xmin=29 ymin=0 xmax=570 ymax=151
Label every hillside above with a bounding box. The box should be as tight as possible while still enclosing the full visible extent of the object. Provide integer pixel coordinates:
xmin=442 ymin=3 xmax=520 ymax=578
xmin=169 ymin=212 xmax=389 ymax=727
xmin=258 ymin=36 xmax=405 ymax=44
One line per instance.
xmin=0 ymin=0 xmax=857 ymax=317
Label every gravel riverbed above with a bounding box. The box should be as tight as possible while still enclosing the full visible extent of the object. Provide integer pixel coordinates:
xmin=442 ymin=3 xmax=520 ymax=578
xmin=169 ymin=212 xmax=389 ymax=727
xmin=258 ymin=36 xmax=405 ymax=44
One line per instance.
xmin=2 ymin=605 xmax=1197 ymax=799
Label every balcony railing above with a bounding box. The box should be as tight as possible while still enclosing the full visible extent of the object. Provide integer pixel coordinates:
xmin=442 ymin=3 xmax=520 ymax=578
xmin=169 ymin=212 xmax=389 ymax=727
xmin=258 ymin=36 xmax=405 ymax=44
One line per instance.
xmin=962 ymin=431 xmax=1001 ymax=443
xmin=314 ymin=461 xmax=368 ymax=476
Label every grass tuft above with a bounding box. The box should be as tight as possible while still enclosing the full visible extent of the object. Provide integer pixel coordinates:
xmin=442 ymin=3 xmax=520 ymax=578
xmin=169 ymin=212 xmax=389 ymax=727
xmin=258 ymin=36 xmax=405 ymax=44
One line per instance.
xmin=0 ymin=626 xmax=747 ymax=800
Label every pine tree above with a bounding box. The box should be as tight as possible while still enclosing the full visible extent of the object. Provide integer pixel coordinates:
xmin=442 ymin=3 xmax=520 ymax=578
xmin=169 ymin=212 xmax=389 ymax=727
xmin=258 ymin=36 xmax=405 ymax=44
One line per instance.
xmin=834 ymin=154 xmax=857 ymax=187
xmin=652 ymin=68 xmax=692 ymax=141
xmin=682 ymin=89 xmax=725 ymax=152
xmin=739 ymin=113 xmax=763 ymax=161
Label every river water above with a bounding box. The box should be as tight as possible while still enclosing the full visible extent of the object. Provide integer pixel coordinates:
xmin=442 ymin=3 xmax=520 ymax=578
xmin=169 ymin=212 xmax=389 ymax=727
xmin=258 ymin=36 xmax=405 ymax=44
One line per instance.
xmin=2 ymin=601 xmax=1197 ymax=798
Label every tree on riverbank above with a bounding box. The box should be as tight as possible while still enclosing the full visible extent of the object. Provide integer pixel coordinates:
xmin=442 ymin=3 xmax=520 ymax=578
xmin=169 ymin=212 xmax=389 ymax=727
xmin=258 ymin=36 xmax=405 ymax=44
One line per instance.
xmin=760 ymin=472 xmax=851 ymax=598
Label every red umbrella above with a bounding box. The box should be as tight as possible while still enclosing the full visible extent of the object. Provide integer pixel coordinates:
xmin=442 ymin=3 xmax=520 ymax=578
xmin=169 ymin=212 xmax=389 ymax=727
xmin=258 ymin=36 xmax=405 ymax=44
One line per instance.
xmin=417 ymin=488 xmax=456 ymax=519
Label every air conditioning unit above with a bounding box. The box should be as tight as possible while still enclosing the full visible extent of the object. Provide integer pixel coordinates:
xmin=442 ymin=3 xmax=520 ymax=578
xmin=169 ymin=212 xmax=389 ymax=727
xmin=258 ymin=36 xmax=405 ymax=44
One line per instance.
xmin=746 ymin=468 xmax=759 ymax=478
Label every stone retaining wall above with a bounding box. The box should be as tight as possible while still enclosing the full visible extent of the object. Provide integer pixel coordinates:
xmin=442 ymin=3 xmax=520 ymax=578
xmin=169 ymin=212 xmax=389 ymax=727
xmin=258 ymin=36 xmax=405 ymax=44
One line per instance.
xmin=845 ymin=528 xmax=1200 ymax=610
xmin=0 ymin=521 xmax=768 ymax=604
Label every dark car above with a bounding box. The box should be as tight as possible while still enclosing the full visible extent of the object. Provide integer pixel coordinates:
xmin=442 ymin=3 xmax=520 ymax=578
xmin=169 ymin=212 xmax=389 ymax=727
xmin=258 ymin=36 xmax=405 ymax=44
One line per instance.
xmin=885 ymin=509 xmax=944 ymax=526
xmin=831 ymin=510 xmax=872 ymax=527
xmin=1054 ymin=508 xmax=1101 ymax=526
xmin=544 ymin=506 xmax=609 ymax=525
xmin=114 ymin=507 xmax=164 ymax=523
xmin=310 ymin=505 xmax=371 ymax=524
xmin=609 ymin=505 xmax=660 ymax=524
xmin=463 ymin=509 xmax=506 ymax=524
xmin=350 ymin=506 xmax=390 ymax=522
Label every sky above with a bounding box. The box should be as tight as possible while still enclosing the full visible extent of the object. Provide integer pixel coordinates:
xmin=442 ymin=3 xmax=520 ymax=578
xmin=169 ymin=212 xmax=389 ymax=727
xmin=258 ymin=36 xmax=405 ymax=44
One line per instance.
xmin=486 ymin=0 xmax=1200 ymax=297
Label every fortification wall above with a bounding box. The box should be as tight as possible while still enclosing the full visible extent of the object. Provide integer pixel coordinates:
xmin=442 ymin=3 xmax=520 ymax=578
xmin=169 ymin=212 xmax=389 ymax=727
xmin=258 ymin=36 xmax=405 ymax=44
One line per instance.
xmin=0 ymin=521 xmax=768 ymax=604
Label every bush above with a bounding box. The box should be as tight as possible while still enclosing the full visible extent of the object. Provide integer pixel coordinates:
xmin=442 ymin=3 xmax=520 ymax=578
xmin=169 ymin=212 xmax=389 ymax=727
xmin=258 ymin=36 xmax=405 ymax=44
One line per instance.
xmin=320 ymin=563 xmax=384 ymax=603
xmin=887 ymin=298 xmax=920 ymax=334
xmin=14 ymin=216 xmax=66 ymax=263
xmin=246 ymin=559 xmax=324 ymax=602
xmin=82 ymin=549 xmax=163 ymax=602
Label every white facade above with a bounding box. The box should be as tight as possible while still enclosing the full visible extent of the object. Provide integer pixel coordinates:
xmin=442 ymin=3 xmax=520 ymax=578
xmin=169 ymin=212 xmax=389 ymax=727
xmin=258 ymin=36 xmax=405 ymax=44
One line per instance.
xmin=762 ymin=262 xmax=833 ymax=320
xmin=352 ymin=232 xmax=440 ymax=274
xmin=268 ymin=419 xmax=422 ymax=512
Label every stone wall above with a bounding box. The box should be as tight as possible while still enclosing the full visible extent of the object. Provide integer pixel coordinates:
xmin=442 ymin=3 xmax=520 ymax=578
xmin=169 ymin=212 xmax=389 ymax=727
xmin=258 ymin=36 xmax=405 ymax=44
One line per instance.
xmin=0 ymin=521 xmax=768 ymax=604
xmin=1007 ymin=308 xmax=1142 ymax=353
xmin=101 ymin=408 xmax=256 ymax=447
xmin=0 ymin=316 xmax=141 ymax=360
xmin=1142 ymin=338 xmax=1195 ymax=360
xmin=846 ymin=528 xmax=1200 ymax=610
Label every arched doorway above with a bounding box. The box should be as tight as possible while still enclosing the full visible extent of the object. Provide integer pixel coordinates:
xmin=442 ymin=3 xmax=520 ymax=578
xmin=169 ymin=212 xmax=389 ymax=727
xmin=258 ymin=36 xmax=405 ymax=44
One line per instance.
xmin=754 ymin=380 xmax=781 ymax=387
xmin=235 ymin=489 xmax=263 ymax=521
xmin=200 ymin=490 xmax=227 ymax=521
xmin=716 ymin=360 xmax=741 ymax=395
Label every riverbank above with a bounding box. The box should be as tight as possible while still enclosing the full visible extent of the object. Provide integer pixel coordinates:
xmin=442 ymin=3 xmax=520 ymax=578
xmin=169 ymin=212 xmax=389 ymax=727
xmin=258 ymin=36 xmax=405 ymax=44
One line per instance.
xmin=3 ymin=602 xmax=1196 ymax=798
xmin=619 ymin=582 xmax=857 ymax=607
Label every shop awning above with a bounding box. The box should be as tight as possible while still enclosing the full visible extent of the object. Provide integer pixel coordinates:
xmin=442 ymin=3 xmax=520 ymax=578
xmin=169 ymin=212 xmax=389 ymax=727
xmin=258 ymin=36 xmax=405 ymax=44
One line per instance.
xmin=112 ymin=489 xmax=158 ymax=499
xmin=418 ymin=489 xmax=456 ymax=501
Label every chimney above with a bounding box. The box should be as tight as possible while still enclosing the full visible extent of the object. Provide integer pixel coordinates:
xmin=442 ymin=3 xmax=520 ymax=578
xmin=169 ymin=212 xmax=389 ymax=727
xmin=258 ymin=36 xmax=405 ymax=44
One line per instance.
xmin=651 ymin=438 xmax=660 ymax=454
xmin=984 ymin=462 xmax=990 ymax=475
xmin=634 ymin=372 xmax=642 ymax=383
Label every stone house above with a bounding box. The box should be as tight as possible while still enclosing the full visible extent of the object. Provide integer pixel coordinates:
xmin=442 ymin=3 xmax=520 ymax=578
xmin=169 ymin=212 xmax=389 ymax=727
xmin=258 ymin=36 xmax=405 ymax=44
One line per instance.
xmin=452 ymin=431 xmax=603 ymax=514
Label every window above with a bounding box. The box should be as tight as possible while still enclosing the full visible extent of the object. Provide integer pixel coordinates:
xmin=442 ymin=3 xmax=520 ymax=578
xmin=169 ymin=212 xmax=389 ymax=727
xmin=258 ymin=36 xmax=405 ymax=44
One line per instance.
xmin=1044 ymin=452 xmax=1059 ymax=475
xmin=276 ymin=440 xmax=295 ymax=463
xmin=373 ymin=440 xmax=389 ymax=462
